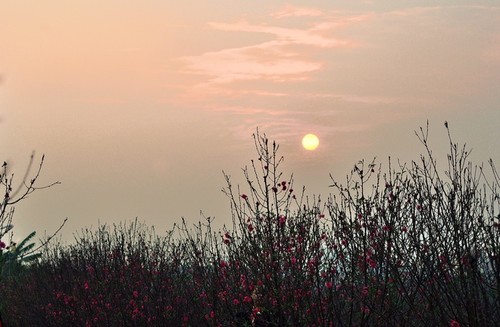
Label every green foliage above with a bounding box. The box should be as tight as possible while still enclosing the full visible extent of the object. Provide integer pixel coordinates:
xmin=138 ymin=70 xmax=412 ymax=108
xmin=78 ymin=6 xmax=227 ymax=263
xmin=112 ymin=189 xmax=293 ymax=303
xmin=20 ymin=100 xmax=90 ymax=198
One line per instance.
xmin=1 ymin=231 xmax=41 ymax=279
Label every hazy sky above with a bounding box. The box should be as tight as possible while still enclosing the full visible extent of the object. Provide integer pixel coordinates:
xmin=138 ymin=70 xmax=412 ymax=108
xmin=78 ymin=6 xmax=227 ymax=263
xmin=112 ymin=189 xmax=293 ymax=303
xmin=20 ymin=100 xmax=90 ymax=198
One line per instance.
xmin=1 ymin=1 xmax=500 ymax=243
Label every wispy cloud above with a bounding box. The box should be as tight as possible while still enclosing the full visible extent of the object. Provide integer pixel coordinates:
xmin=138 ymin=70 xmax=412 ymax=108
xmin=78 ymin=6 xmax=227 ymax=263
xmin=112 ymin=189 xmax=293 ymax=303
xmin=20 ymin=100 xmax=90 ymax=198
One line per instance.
xmin=209 ymin=21 xmax=349 ymax=48
xmin=181 ymin=42 xmax=323 ymax=84
xmin=176 ymin=9 xmax=358 ymax=90
xmin=270 ymin=5 xmax=324 ymax=19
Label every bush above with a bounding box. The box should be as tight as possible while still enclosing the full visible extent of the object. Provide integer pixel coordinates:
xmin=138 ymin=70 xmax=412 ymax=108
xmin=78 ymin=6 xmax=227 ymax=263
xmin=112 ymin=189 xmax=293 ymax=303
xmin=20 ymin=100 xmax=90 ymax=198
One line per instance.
xmin=1 ymin=125 xmax=499 ymax=326
xmin=0 ymin=153 xmax=64 ymax=324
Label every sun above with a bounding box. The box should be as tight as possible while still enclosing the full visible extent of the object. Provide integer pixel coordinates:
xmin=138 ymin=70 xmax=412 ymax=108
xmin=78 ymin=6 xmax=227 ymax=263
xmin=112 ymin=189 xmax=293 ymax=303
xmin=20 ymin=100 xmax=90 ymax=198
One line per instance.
xmin=302 ymin=134 xmax=319 ymax=151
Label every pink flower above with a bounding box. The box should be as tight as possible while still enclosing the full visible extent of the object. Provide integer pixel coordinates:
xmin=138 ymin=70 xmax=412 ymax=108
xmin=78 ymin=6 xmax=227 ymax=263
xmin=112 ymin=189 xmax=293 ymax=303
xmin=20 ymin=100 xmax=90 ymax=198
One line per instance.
xmin=278 ymin=215 xmax=286 ymax=225
xmin=233 ymin=299 xmax=240 ymax=305
xmin=325 ymin=282 xmax=333 ymax=289
xmin=367 ymin=258 xmax=377 ymax=268
xmin=133 ymin=290 xmax=139 ymax=298
xmin=449 ymin=320 xmax=461 ymax=327
xmin=223 ymin=232 xmax=232 ymax=244
xmin=243 ymin=296 xmax=253 ymax=303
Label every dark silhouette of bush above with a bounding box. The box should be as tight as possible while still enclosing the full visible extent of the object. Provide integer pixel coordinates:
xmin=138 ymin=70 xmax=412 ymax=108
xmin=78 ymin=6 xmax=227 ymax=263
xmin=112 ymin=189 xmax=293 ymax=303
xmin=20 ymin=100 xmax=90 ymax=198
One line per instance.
xmin=1 ymin=124 xmax=499 ymax=326
xmin=0 ymin=154 xmax=64 ymax=325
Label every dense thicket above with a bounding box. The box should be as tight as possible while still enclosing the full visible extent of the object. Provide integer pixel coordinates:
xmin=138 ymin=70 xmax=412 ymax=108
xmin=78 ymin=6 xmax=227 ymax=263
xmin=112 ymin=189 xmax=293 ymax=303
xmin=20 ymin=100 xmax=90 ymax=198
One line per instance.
xmin=1 ymin=126 xmax=499 ymax=326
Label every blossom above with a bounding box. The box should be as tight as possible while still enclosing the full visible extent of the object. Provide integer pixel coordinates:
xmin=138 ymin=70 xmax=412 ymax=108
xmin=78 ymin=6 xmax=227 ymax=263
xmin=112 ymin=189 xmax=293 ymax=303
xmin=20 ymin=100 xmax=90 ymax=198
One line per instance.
xmin=449 ymin=320 xmax=461 ymax=327
xmin=278 ymin=215 xmax=286 ymax=225
xmin=0 ymin=240 xmax=5 ymax=249
xmin=223 ymin=232 xmax=232 ymax=244
xmin=367 ymin=258 xmax=377 ymax=268
xmin=241 ymin=194 xmax=248 ymax=200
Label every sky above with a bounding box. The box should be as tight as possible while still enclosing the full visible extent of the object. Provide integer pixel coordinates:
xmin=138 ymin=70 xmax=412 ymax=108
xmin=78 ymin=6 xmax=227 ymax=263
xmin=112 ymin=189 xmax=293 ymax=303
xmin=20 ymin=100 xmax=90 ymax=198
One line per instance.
xmin=1 ymin=1 xmax=500 ymax=244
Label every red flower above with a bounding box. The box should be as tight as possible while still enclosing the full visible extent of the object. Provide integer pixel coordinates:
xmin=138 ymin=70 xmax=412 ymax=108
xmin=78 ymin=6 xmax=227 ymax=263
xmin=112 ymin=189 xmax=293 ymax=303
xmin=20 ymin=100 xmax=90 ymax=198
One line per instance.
xmin=367 ymin=258 xmax=377 ymax=268
xmin=223 ymin=232 xmax=232 ymax=244
xmin=233 ymin=299 xmax=240 ymax=305
xmin=241 ymin=194 xmax=248 ymax=200
xmin=449 ymin=320 xmax=461 ymax=327
xmin=325 ymin=282 xmax=333 ymax=289
xmin=278 ymin=215 xmax=286 ymax=225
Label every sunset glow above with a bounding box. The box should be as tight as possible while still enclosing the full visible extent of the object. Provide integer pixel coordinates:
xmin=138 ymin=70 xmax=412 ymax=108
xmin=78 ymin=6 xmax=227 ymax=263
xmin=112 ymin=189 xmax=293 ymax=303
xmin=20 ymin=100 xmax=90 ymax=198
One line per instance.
xmin=0 ymin=2 xmax=499 ymax=242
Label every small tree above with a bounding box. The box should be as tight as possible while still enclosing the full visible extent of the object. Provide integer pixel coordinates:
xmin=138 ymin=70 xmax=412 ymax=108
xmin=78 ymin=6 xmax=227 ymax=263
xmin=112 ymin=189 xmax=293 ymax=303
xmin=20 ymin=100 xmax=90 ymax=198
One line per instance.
xmin=0 ymin=153 xmax=64 ymax=323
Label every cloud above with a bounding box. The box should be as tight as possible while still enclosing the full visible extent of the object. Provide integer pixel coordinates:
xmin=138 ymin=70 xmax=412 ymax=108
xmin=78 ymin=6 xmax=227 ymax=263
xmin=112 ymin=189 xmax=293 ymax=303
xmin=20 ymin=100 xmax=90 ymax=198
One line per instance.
xmin=178 ymin=16 xmax=355 ymax=89
xmin=270 ymin=5 xmax=324 ymax=19
xmin=181 ymin=42 xmax=322 ymax=84
xmin=209 ymin=21 xmax=349 ymax=48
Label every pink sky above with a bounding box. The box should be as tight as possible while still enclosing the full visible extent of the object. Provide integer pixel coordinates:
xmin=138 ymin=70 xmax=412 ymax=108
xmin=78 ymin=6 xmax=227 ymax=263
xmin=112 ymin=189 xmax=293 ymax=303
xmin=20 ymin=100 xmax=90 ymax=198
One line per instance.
xmin=1 ymin=1 xmax=500 ymax=243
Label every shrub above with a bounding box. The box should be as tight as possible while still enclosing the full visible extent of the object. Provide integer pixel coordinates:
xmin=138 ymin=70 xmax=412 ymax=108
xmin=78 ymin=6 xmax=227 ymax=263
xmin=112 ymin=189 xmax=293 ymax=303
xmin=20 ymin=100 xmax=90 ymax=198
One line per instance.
xmin=0 ymin=153 xmax=64 ymax=324
xmin=2 ymin=125 xmax=499 ymax=326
